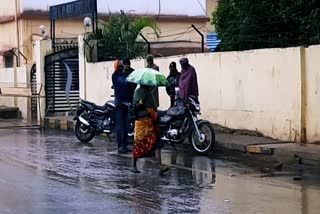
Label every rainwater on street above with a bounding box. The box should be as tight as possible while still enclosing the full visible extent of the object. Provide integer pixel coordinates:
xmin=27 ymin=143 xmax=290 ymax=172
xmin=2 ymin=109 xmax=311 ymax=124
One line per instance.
xmin=0 ymin=129 xmax=319 ymax=214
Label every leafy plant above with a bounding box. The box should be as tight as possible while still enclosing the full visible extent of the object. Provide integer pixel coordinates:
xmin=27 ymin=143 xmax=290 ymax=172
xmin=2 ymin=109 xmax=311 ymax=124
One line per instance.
xmin=86 ymin=11 xmax=160 ymax=61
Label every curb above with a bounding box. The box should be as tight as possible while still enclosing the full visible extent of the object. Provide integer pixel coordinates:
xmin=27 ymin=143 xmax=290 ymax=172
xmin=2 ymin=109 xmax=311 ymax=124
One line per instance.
xmin=245 ymin=143 xmax=320 ymax=164
xmin=44 ymin=118 xmax=74 ymax=131
xmin=216 ymin=140 xmax=247 ymax=152
xmin=246 ymin=145 xmax=274 ymax=155
xmin=216 ymin=140 xmax=277 ymax=155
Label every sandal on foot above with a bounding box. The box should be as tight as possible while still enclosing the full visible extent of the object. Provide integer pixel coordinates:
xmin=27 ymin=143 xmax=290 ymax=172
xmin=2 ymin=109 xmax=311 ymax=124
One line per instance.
xmin=131 ymin=167 xmax=140 ymax=173
xmin=159 ymin=166 xmax=169 ymax=175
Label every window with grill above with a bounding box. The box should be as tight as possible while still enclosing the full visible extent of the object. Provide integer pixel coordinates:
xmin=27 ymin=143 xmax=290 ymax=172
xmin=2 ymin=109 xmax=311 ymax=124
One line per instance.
xmin=4 ymin=53 xmax=14 ymax=68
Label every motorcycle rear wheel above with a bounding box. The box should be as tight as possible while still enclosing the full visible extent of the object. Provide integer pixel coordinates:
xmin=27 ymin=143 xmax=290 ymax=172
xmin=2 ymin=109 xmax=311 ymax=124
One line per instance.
xmin=75 ymin=120 xmax=95 ymax=143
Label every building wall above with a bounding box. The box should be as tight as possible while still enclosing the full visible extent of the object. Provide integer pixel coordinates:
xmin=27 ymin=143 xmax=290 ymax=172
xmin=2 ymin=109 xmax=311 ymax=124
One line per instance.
xmin=1 ymin=0 xmax=213 ymax=66
xmin=22 ymin=0 xmax=208 ymax=17
xmin=21 ymin=18 xmax=85 ymax=63
xmin=142 ymin=21 xmax=207 ymax=42
xmin=0 ymin=0 xmax=16 ymax=16
xmin=305 ymin=45 xmax=320 ymax=143
xmin=0 ymin=68 xmax=15 ymax=107
xmin=79 ymin=40 xmax=306 ymax=142
xmin=0 ymin=56 xmax=4 ymax=68
xmin=206 ymin=0 xmax=219 ymax=32
xmin=0 ymin=65 xmax=32 ymax=119
xmin=18 ymin=18 xmax=208 ymax=64
xmin=0 ymin=0 xmax=21 ymax=67
xmin=0 ymin=22 xmax=17 ymax=49
xmin=0 ymin=20 xmax=23 ymax=69
xmin=16 ymin=65 xmax=31 ymax=120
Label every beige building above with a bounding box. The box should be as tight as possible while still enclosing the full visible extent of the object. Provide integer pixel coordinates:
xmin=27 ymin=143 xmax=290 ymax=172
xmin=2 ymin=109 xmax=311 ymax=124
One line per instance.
xmin=0 ymin=0 xmax=218 ymax=68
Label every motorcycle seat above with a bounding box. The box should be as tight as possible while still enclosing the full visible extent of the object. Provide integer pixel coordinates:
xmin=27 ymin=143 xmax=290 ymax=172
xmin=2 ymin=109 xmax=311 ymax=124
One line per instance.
xmin=82 ymin=100 xmax=107 ymax=111
xmin=157 ymin=110 xmax=167 ymax=117
xmin=159 ymin=115 xmax=171 ymax=124
xmin=166 ymin=106 xmax=185 ymax=116
xmin=106 ymin=100 xmax=116 ymax=108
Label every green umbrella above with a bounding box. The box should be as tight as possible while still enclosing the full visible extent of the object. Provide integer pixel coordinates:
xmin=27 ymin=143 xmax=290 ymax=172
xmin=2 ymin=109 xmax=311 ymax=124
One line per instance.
xmin=127 ymin=68 xmax=169 ymax=87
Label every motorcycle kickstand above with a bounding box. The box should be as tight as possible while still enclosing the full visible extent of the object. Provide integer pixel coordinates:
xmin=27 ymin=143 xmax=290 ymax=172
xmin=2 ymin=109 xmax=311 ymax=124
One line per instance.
xmin=106 ymin=134 xmax=112 ymax=142
xmin=169 ymin=142 xmax=178 ymax=153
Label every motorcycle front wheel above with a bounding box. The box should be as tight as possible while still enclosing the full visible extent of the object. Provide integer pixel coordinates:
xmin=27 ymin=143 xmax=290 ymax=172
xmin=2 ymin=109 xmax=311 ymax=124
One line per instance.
xmin=75 ymin=120 xmax=95 ymax=143
xmin=189 ymin=120 xmax=215 ymax=155
xmin=127 ymin=121 xmax=135 ymax=137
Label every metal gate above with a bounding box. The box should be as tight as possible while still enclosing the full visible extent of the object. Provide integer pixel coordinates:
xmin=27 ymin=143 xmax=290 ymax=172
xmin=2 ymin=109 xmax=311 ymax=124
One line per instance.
xmin=30 ymin=64 xmax=38 ymax=120
xmin=45 ymin=48 xmax=79 ymax=114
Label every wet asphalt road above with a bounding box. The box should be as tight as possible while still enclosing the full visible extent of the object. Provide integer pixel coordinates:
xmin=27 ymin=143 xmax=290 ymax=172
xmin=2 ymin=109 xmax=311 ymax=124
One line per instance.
xmin=0 ymin=129 xmax=320 ymax=214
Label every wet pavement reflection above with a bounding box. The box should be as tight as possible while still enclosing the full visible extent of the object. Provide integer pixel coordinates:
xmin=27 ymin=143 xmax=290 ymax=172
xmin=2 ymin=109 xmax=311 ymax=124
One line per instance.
xmin=0 ymin=129 xmax=320 ymax=214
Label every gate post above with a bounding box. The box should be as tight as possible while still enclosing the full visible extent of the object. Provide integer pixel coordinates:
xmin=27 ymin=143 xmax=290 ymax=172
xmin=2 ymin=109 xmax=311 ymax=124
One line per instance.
xmin=35 ymin=40 xmax=52 ymax=122
xmin=79 ymin=36 xmax=86 ymax=100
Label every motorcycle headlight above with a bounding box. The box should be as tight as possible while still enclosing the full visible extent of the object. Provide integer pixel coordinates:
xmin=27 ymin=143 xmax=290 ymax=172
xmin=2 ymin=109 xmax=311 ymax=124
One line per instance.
xmin=195 ymin=104 xmax=200 ymax=112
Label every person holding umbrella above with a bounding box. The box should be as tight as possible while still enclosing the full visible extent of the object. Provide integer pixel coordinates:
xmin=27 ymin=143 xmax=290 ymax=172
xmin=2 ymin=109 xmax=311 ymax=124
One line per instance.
xmin=127 ymin=68 xmax=169 ymax=174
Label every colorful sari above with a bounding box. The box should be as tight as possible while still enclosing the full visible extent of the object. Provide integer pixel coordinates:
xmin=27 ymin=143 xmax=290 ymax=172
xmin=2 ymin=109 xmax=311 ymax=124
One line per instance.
xmin=133 ymin=87 xmax=158 ymax=158
xmin=133 ymin=108 xmax=158 ymax=158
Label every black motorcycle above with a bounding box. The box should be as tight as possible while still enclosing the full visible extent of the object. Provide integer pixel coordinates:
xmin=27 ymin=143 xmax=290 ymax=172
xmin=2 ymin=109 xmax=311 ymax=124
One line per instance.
xmin=74 ymin=99 xmax=134 ymax=143
xmin=158 ymin=96 xmax=215 ymax=155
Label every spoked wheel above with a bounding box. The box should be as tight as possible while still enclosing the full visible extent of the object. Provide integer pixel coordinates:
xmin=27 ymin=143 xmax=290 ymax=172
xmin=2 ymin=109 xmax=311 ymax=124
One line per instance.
xmin=75 ymin=120 xmax=95 ymax=143
xmin=189 ymin=120 xmax=215 ymax=155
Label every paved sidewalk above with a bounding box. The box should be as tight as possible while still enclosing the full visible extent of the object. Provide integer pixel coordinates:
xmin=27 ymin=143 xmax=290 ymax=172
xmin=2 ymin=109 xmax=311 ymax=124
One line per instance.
xmin=215 ymin=133 xmax=284 ymax=152
xmin=216 ymin=133 xmax=320 ymax=162
xmin=0 ymin=119 xmax=40 ymax=129
xmin=44 ymin=116 xmax=320 ymax=163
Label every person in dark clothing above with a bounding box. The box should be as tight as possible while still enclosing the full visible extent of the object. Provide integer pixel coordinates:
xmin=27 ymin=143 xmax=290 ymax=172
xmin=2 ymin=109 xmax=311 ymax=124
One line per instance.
xmin=112 ymin=60 xmax=131 ymax=154
xmin=166 ymin=62 xmax=181 ymax=107
xmin=123 ymin=58 xmax=137 ymax=104
xmin=179 ymin=58 xmax=199 ymax=101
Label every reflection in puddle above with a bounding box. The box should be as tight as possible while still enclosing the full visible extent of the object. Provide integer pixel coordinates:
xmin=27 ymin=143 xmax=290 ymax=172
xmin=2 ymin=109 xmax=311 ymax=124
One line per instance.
xmin=192 ymin=156 xmax=216 ymax=186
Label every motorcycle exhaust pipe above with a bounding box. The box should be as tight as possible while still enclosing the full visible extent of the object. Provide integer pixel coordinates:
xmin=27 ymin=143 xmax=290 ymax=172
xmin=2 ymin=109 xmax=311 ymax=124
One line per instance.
xmin=79 ymin=116 xmax=90 ymax=126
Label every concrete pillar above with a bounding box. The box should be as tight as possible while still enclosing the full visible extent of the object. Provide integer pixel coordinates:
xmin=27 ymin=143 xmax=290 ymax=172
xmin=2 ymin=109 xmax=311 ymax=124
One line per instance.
xmin=17 ymin=65 xmax=32 ymax=120
xmin=300 ymin=47 xmax=307 ymax=143
xmin=34 ymin=40 xmax=52 ymax=123
xmin=78 ymin=36 xmax=86 ymax=100
xmin=25 ymin=65 xmax=32 ymax=121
